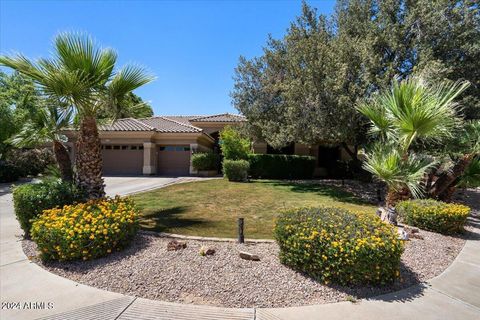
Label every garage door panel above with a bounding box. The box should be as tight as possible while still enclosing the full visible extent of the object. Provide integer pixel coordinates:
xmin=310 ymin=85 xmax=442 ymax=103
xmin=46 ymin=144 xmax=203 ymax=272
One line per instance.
xmin=157 ymin=145 xmax=190 ymax=176
xmin=102 ymin=146 xmax=143 ymax=175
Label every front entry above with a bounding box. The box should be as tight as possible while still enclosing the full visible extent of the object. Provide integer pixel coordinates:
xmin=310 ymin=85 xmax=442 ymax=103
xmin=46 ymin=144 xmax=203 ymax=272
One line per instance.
xmin=157 ymin=145 xmax=191 ymax=176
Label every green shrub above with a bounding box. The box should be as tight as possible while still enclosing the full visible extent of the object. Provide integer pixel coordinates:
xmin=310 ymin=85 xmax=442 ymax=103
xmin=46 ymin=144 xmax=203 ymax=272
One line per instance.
xmin=223 ymin=159 xmax=250 ymax=182
xmin=248 ymin=154 xmax=315 ymax=179
xmin=397 ymin=199 xmax=470 ymax=234
xmin=192 ymin=152 xmax=219 ymax=171
xmin=13 ymin=180 xmax=86 ymax=237
xmin=31 ymin=197 xmax=138 ymax=261
xmin=219 ymin=126 xmax=251 ymax=160
xmin=0 ymin=160 xmax=22 ymax=182
xmin=274 ymin=207 xmax=404 ymax=285
xmin=7 ymin=148 xmax=55 ymax=177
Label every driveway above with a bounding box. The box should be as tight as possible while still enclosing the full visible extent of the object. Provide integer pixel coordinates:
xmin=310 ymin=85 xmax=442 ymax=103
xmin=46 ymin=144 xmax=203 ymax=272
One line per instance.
xmin=103 ymin=176 xmax=179 ymax=196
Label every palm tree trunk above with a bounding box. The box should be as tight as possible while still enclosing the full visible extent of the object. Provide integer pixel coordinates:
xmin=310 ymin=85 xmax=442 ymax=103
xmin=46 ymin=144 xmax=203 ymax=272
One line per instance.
xmin=75 ymin=116 xmax=105 ymax=199
xmin=385 ymin=187 xmax=411 ymax=207
xmin=429 ymin=154 xmax=473 ymax=200
xmin=53 ymin=140 xmax=73 ymax=182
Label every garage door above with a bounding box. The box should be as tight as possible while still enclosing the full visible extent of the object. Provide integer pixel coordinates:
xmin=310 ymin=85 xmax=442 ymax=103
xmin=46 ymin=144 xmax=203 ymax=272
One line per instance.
xmin=102 ymin=145 xmax=144 ymax=175
xmin=157 ymin=145 xmax=191 ymax=176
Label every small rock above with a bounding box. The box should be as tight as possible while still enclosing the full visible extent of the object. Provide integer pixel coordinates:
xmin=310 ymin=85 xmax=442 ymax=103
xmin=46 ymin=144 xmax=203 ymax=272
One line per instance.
xmin=199 ymin=246 xmax=215 ymax=256
xmin=167 ymin=240 xmax=187 ymax=251
xmin=239 ymin=251 xmax=260 ymax=261
xmin=405 ymin=226 xmax=420 ymax=234
xmin=397 ymin=228 xmax=409 ymax=241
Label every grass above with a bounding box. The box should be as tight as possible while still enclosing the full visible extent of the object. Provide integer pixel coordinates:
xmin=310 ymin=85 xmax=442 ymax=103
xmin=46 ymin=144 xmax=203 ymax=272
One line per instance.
xmin=132 ymin=179 xmax=376 ymax=239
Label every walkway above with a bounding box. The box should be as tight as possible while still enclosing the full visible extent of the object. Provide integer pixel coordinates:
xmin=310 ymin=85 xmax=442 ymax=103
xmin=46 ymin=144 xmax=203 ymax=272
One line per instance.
xmin=0 ymin=180 xmax=479 ymax=320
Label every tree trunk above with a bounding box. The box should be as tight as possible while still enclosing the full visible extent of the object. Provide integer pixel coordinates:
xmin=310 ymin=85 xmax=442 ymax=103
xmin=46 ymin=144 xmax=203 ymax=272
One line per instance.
xmin=385 ymin=187 xmax=411 ymax=207
xmin=75 ymin=116 xmax=105 ymax=199
xmin=429 ymin=154 xmax=473 ymax=200
xmin=53 ymin=140 xmax=73 ymax=182
xmin=341 ymin=142 xmax=359 ymax=162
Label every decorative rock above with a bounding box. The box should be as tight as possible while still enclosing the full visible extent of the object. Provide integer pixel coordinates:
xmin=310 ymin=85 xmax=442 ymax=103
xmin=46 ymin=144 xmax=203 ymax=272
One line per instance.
xmin=377 ymin=206 xmax=398 ymax=225
xmin=239 ymin=251 xmax=260 ymax=261
xmin=167 ymin=240 xmax=187 ymax=251
xmin=397 ymin=228 xmax=409 ymax=241
xmin=199 ymin=246 xmax=215 ymax=256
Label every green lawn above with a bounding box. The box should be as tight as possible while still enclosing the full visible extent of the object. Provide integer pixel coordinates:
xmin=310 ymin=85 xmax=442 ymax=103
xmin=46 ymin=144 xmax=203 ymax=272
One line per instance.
xmin=132 ymin=179 xmax=376 ymax=239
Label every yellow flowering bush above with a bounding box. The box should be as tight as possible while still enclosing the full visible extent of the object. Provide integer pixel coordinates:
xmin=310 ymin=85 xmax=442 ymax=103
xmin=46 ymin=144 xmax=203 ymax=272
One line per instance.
xmin=397 ymin=199 xmax=470 ymax=234
xmin=31 ymin=196 xmax=138 ymax=261
xmin=274 ymin=207 xmax=404 ymax=285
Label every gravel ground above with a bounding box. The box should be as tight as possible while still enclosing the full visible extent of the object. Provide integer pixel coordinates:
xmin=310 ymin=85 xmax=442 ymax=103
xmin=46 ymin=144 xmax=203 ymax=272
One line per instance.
xmin=22 ymin=187 xmax=479 ymax=308
xmin=23 ymin=225 xmax=470 ymax=308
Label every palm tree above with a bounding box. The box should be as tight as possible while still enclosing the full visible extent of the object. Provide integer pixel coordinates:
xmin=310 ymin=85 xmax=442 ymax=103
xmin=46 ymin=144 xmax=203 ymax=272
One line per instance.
xmin=9 ymin=104 xmax=74 ymax=182
xmin=357 ymin=77 xmax=469 ymax=207
xmin=0 ymin=33 xmax=154 ymax=198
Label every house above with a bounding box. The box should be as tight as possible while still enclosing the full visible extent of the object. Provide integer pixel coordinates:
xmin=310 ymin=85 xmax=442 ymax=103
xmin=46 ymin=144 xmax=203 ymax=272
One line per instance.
xmin=64 ymin=113 xmax=353 ymax=176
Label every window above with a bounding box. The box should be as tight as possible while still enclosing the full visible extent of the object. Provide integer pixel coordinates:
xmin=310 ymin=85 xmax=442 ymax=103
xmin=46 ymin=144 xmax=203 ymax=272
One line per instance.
xmin=159 ymin=146 xmax=190 ymax=152
xmin=131 ymin=146 xmax=137 ymax=150
xmin=113 ymin=145 xmax=120 ymax=150
xmin=121 ymin=146 xmax=128 ymax=150
xmin=139 ymin=146 xmax=144 ymax=150
xmin=105 ymin=145 xmax=112 ymax=150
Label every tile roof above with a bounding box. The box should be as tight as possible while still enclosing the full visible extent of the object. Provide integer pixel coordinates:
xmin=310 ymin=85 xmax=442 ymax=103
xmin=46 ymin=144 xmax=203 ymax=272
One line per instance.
xmin=189 ymin=113 xmax=246 ymax=122
xmin=98 ymin=113 xmax=245 ymax=133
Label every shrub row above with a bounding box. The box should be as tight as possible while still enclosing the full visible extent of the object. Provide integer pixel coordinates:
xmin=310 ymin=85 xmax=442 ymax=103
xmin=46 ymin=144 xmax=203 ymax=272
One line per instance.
xmin=31 ymin=196 xmax=139 ymax=261
xmin=397 ymin=199 xmax=470 ymax=234
xmin=191 ymin=152 xmax=220 ymax=171
xmin=13 ymin=180 xmax=86 ymax=237
xmin=248 ymin=154 xmax=315 ymax=179
xmin=274 ymin=207 xmax=404 ymax=285
xmin=0 ymin=148 xmax=55 ymax=182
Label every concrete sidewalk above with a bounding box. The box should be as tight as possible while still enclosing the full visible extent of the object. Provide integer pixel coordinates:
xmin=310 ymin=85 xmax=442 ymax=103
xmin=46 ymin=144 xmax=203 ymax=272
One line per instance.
xmin=1 ymin=181 xmax=479 ymax=320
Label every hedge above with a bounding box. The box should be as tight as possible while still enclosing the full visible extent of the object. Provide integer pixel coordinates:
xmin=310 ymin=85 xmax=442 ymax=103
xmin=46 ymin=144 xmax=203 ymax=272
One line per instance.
xmin=274 ymin=207 xmax=404 ymax=285
xmin=397 ymin=199 xmax=470 ymax=234
xmin=13 ymin=180 xmax=86 ymax=237
xmin=192 ymin=152 xmax=220 ymax=171
xmin=248 ymin=154 xmax=315 ymax=179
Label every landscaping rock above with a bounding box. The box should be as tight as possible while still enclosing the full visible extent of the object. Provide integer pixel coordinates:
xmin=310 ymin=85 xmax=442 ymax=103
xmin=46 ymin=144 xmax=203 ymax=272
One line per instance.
xmin=397 ymin=228 xmax=409 ymax=241
xmin=199 ymin=246 xmax=215 ymax=256
xmin=167 ymin=240 xmax=187 ymax=251
xmin=239 ymin=251 xmax=260 ymax=261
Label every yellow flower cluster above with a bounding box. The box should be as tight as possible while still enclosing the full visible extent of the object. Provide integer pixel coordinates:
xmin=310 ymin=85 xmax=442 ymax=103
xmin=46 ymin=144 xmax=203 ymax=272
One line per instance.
xmin=397 ymin=199 xmax=470 ymax=234
xmin=31 ymin=196 xmax=138 ymax=261
xmin=274 ymin=206 xmax=404 ymax=285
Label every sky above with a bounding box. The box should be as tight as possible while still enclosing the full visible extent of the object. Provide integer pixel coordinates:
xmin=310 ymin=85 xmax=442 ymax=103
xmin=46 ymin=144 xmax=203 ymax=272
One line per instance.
xmin=0 ymin=0 xmax=335 ymax=116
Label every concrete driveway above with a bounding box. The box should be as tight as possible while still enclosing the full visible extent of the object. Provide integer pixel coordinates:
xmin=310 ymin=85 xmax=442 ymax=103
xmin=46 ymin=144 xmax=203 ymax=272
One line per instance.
xmin=103 ymin=176 xmax=178 ymax=196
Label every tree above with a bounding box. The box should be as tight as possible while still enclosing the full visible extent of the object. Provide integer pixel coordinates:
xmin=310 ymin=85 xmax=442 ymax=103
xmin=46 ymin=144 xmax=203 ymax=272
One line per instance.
xmin=0 ymin=33 xmax=154 ymax=198
xmin=358 ymin=78 xmax=469 ymax=207
xmin=232 ymin=0 xmax=480 ymax=158
xmin=0 ymin=71 xmax=41 ymax=158
xmin=219 ymin=126 xmax=251 ymax=160
xmin=9 ymin=105 xmax=74 ymax=182
xmin=96 ymin=92 xmax=153 ymax=120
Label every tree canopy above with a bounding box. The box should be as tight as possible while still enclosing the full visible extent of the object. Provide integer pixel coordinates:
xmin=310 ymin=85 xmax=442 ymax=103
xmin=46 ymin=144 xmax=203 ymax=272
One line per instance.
xmin=232 ymin=0 xmax=480 ymax=151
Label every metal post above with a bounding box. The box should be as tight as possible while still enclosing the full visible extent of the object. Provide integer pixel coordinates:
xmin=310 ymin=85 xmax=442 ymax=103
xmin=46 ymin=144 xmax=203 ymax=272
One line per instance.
xmin=238 ymin=218 xmax=244 ymax=244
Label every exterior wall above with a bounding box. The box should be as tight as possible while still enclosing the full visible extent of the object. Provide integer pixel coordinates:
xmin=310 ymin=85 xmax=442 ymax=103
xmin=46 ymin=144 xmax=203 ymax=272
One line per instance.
xmin=252 ymin=142 xmax=267 ymax=154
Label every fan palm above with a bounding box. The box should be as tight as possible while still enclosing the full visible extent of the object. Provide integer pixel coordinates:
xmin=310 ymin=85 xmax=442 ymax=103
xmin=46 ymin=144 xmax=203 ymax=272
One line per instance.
xmin=8 ymin=104 xmax=74 ymax=182
xmin=0 ymin=33 xmax=154 ymax=198
xmin=357 ymin=78 xmax=469 ymax=206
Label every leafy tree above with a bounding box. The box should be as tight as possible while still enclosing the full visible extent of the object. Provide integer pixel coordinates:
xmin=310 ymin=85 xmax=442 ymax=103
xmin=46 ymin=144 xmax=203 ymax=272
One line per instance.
xmin=219 ymin=126 xmax=251 ymax=160
xmin=97 ymin=92 xmax=153 ymax=120
xmin=232 ymin=0 xmax=480 ymax=159
xmin=0 ymin=33 xmax=154 ymax=198
xmin=9 ymin=105 xmax=74 ymax=182
xmin=358 ymin=78 xmax=469 ymax=206
xmin=0 ymin=71 xmax=41 ymax=158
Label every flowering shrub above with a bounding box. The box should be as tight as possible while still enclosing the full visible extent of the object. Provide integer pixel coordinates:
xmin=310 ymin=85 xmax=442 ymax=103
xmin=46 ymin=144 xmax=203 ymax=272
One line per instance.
xmin=31 ymin=197 xmax=138 ymax=261
xmin=274 ymin=207 xmax=404 ymax=285
xmin=397 ymin=199 xmax=470 ymax=234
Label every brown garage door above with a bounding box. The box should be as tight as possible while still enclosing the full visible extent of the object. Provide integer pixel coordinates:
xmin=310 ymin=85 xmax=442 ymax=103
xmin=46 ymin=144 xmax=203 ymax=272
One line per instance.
xmin=157 ymin=145 xmax=191 ymax=176
xmin=102 ymin=145 xmax=143 ymax=175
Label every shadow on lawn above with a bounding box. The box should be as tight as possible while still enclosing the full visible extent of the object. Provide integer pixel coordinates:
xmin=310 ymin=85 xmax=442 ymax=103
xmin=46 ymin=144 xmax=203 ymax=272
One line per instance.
xmin=265 ymin=180 xmax=370 ymax=206
xmin=139 ymin=206 xmax=206 ymax=233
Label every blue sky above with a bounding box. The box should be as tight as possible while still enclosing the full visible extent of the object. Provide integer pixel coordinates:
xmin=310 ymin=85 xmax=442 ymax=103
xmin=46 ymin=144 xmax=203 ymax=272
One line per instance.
xmin=0 ymin=0 xmax=335 ymax=115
